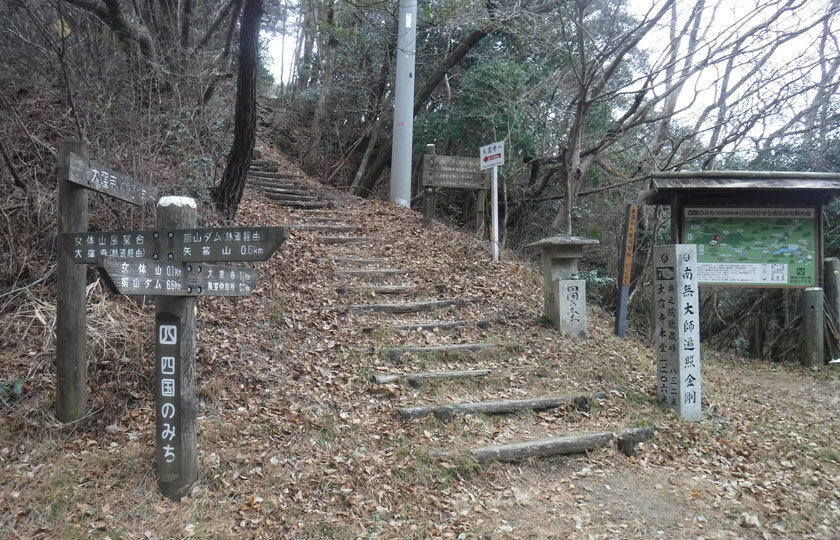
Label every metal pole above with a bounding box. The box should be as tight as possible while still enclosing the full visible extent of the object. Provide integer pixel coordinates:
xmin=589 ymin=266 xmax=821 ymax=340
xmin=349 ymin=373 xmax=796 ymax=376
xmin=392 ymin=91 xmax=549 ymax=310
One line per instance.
xmin=491 ymin=165 xmax=499 ymax=261
xmin=390 ymin=0 xmax=417 ymax=208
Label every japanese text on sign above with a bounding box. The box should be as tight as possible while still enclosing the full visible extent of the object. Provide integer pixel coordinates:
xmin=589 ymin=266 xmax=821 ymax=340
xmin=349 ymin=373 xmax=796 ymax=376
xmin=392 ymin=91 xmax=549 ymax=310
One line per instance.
xmin=653 ymin=244 xmax=702 ymax=421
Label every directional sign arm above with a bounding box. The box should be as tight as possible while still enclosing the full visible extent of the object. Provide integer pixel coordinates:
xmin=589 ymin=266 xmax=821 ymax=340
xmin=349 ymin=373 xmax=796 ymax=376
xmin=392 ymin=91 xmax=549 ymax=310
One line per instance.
xmin=61 ymin=226 xmax=289 ymax=264
xmin=64 ymin=152 xmax=157 ymax=205
xmin=97 ymin=257 xmax=260 ymax=296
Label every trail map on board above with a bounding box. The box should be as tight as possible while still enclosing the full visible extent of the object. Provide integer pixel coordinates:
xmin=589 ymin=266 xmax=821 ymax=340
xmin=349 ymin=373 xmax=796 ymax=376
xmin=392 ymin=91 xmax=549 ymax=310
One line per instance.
xmin=682 ymin=207 xmax=817 ymax=287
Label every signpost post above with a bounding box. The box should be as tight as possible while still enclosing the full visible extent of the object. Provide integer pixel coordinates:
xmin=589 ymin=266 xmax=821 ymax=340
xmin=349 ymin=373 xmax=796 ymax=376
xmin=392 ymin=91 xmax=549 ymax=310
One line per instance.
xmin=615 ymin=204 xmax=638 ymax=337
xmin=479 ymin=141 xmax=504 ymax=262
xmin=56 ymin=142 xmax=157 ymax=424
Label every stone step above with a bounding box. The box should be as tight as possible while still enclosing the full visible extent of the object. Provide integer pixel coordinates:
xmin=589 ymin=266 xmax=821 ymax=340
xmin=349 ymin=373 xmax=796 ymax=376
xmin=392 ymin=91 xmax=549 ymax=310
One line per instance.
xmin=373 ymin=369 xmax=491 ymax=386
xmin=289 ymin=224 xmax=356 ymax=233
xmin=343 ymin=298 xmax=475 ymax=314
xmin=335 ymin=284 xmax=414 ymax=295
xmin=303 ymin=217 xmax=348 ymax=224
xmin=318 ymin=236 xmax=374 ymax=245
xmin=334 ymin=268 xmax=408 ymax=277
xmin=362 ymin=318 xmax=499 ymax=333
xmin=383 ymin=342 xmax=501 ymax=361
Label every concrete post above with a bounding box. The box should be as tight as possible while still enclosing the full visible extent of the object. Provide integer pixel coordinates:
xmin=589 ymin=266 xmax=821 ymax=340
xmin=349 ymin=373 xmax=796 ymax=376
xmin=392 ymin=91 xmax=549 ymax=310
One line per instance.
xmin=389 ymin=0 xmax=417 ymax=208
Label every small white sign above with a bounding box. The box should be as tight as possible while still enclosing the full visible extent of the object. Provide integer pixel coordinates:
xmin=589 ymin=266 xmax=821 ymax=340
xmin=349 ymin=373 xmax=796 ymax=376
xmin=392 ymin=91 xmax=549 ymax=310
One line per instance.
xmin=479 ymin=141 xmax=504 ymax=170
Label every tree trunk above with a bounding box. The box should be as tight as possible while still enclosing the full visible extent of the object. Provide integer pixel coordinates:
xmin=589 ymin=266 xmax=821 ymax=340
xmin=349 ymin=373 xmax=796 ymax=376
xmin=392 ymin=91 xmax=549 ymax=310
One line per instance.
xmin=212 ymin=0 xmax=262 ymax=220
xmin=352 ymin=26 xmax=492 ymax=197
xmin=302 ymin=0 xmax=337 ymax=175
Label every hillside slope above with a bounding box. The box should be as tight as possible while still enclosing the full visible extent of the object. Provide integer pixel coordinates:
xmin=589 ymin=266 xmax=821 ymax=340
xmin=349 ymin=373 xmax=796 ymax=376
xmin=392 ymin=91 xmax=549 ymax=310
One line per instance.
xmin=1 ymin=152 xmax=839 ymax=539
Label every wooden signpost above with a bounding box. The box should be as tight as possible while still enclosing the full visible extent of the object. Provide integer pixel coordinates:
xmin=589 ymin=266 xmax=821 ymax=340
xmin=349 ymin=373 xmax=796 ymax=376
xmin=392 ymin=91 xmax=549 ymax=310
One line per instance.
xmin=421 ymin=144 xmax=490 ymax=232
xmin=56 ymin=141 xmax=156 ymax=424
xmin=615 ymin=204 xmax=638 ymax=337
xmin=55 ymin=143 xmax=288 ymax=499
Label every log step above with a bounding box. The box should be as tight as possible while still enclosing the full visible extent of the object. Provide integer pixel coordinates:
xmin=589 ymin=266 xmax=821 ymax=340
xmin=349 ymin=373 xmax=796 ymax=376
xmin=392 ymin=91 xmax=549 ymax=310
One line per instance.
xmin=362 ymin=318 xmax=499 ymax=333
xmin=264 ymin=193 xmax=318 ymax=202
xmin=318 ymin=236 xmax=374 ymax=245
xmin=304 ymin=217 xmax=348 ymax=224
xmin=316 ymin=257 xmax=389 ymax=265
xmin=249 ymin=159 xmax=278 ymax=167
xmin=248 ymin=170 xmax=302 ymax=180
xmin=335 ymin=285 xmax=414 ymax=295
xmin=334 ymin=268 xmax=408 ymax=277
xmin=267 ymin=199 xmax=333 ymax=209
xmin=254 ymin=185 xmax=313 ymax=196
xmin=385 ymin=342 xmax=501 ymax=361
xmin=398 ymin=394 xmax=596 ymax=421
xmin=344 ymin=298 xmax=475 ymax=314
xmin=248 ymin=177 xmax=303 ymax=188
xmin=465 ymin=427 xmax=655 ymax=464
xmin=298 ymin=209 xmax=353 ymax=215
xmin=290 ymin=224 xmax=355 ymax=233
xmin=373 ymin=369 xmax=491 ymax=386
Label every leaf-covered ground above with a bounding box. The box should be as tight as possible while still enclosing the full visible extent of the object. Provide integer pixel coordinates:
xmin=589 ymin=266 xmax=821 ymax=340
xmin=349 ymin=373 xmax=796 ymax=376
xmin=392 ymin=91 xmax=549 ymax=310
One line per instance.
xmin=1 ymin=165 xmax=839 ymax=539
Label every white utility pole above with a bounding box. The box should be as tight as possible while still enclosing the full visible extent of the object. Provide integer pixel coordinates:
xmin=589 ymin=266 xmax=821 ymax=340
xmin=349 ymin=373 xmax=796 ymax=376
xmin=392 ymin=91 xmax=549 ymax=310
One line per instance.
xmin=390 ymin=0 xmax=417 ymax=207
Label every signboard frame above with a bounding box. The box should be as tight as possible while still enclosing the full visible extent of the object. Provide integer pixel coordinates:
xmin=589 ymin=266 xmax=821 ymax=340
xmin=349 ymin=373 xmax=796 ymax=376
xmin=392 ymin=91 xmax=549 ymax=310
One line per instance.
xmin=680 ymin=206 xmax=819 ymax=288
xmin=421 ymin=155 xmax=490 ymax=190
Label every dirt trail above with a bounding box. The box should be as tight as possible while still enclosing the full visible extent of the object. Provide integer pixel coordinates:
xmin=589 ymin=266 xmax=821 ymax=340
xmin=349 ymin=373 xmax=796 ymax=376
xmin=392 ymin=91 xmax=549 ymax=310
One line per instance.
xmin=1 ymin=156 xmax=839 ymax=538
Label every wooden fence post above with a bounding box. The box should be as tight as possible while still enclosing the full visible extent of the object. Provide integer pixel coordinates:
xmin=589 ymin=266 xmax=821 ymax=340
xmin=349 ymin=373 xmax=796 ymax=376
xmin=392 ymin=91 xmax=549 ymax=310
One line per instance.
xmin=155 ymin=196 xmax=198 ymax=500
xmin=422 ymin=144 xmax=435 ymax=228
xmin=56 ymin=139 xmax=89 ymax=423
xmin=801 ymin=287 xmax=824 ymax=367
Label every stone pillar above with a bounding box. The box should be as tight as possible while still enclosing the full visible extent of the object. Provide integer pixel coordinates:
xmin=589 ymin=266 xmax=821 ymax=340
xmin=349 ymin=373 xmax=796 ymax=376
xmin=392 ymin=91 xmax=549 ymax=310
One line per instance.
xmin=653 ymin=244 xmax=701 ymax=421
xmin=556 ymin=279 xmax=587 ymax=337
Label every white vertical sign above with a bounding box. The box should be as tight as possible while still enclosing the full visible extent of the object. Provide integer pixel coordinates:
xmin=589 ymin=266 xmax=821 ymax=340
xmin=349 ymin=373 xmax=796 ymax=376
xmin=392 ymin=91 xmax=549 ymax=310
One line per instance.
xmin=653 ymin=244 xmax=702 ymax=421
xmin=479 ymin=141 xmax=504 ymax=261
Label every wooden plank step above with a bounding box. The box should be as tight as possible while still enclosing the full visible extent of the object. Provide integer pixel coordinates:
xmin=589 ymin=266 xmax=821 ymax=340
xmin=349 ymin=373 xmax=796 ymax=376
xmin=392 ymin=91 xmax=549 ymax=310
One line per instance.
xmin=318 ymin=236 xmax=374 ymax=245
xmin=373 ymin=370 xmax=491 ymax=385
xmin=362 ymin=318 xmax=499 ymax=333
xmin=334 ymin=268 xmax=408 ymax=277
xmin=248 ymin=170 xmax=301 ymax=180
xmin=315 ymin=257 xmax=389 ymax=265
xmin=344 ymin=298 xmax=474 ymax=314
xmin=290 ymin=224 xmax=356 ymax=233
xmin=266 ymin=199 xmax=333 ymax=209
xmin=385 ymin=342 xmax=500 ymax=361
xmin=466 ymin=427 xmax=655 ymax=463
xmin=335 ymin=284 xmax=414 ymax=295
xmin=399 ymin=394 xmax=592 ymax=421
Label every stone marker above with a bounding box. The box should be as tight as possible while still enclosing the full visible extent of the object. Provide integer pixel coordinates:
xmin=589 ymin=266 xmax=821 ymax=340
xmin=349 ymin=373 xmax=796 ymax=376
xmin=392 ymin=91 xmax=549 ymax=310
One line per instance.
xmin=653 ymin=244 xmax=701 ymax=421
xmin=527 ymin=235 xmax=598 ymax=332
xmin=556 ymin=279 xmax=587 ymax=337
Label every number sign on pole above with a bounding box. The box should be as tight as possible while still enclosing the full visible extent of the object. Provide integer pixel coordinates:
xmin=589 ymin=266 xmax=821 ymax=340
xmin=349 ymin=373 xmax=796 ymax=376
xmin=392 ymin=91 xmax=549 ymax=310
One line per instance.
xmin=480 ymin=141 xmax=504 ymax=262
